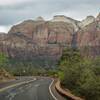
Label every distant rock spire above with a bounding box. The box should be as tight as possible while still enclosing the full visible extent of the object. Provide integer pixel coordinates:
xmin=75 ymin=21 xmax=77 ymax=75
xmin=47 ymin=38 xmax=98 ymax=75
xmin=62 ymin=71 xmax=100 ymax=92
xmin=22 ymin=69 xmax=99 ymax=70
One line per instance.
xmin=79 ymin=15 xmax=95 ymax=28
xmin=96 ymin=12 xmax=100 ymax=21
xmin=35 ymin=16 xmax=45 ymax=21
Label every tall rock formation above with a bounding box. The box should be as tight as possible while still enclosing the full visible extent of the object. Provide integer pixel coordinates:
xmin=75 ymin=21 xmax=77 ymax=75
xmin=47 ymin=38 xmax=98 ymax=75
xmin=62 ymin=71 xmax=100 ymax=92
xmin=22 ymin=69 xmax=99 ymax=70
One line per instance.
xmin=0 ymin=18 xmax=74 ymax=67
xmin=77 ymin=13 xmax=100 ymax=57
xmin=0 ymin=13 xmax=100 ymax=67
xmin=78 ymin=16 xmax=95 ymax=28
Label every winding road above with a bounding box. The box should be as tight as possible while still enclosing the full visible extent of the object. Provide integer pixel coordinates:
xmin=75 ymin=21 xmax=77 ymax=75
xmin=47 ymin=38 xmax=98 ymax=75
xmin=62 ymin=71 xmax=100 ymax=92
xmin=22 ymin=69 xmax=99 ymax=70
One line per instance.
xmin=0 ymin=77 xmax=66 ymax=100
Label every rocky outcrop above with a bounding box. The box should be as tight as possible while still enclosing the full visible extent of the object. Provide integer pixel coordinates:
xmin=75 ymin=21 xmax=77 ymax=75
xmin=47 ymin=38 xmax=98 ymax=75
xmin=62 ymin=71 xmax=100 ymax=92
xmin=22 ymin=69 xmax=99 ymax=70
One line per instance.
xmin=51 ymin=15 xmax=80 ymax=32
xmin=96 ymin=13 xmax=100 ymax=21
xmin=0 ymin=33 xmax=7 ymax=41
xmin=79 ymin=16 xmax=95 ymax=28
xmin=77 ymin=13 xmax=100 ymax=57
xmin=0 ymin=69 xmax=13 ymax=82
xmin=35 ymin=16 xmax=45 ymax=21
xmin=51 ymin=15 xmax=95 ymax=32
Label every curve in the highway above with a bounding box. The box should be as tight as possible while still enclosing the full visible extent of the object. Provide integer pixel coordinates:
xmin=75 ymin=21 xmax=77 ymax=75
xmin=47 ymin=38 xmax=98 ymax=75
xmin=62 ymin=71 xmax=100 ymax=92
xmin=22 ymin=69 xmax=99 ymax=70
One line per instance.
xmin=0 ymin=77 xmax=63 ymax=100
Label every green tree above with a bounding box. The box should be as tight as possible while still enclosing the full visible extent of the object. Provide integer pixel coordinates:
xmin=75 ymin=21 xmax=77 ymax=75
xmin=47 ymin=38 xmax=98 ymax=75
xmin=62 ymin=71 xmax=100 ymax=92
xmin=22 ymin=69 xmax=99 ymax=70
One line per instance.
xmin=78 ymin=68 xmax=100 ymax=100
xmin=0 ymin=52 xmax=8 ymax=67
xmin=91 ymin=57 xmax=100 ymax=76
xmin=58 ymin=48 xmax=100 ymax=100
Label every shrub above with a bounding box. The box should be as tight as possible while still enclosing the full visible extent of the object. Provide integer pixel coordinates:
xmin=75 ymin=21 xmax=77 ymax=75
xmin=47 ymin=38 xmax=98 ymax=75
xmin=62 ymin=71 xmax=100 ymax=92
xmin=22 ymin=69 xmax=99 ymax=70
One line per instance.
xmin=0 ymin=52 xmax=8 ymax=67
xmin=58 ymin=48 xmax=100 ymax=100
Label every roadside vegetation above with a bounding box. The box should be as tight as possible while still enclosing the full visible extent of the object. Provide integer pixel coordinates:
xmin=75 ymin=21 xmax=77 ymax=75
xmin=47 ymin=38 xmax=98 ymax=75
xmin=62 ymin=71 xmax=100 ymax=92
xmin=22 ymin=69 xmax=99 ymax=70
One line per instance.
xmin=58 ymin=48 xmax=100 ymax=100
xmin=0 ymin=52 xmax=57 ymax=77
xmin=0 ymin=53 xmax=13 ymax=81
xmin=0 ymin=53 xmax=8 ymax=67
xmin=0 ymin=49 xmax=100 ymax=100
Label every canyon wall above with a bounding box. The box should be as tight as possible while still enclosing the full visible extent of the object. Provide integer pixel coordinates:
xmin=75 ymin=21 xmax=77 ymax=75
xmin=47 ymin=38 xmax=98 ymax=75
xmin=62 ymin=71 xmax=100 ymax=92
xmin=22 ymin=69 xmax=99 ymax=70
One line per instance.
xmin=0 ymin=13 xmax=100 ymax=67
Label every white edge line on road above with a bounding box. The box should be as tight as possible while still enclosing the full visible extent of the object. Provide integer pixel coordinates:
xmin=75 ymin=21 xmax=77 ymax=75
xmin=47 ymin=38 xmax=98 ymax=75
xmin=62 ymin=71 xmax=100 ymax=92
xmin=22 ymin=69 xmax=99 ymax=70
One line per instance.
xmin=0 ymin=78 xmax=36 ymax=93
xmin=49 ymin=79 xmax=58 ymax=100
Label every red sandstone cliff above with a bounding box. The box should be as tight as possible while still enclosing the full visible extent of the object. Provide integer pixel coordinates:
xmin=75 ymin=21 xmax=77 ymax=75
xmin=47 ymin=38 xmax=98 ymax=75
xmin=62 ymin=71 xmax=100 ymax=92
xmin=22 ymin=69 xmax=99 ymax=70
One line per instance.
xmin=0 ymin=13 xmax=100 ymax=66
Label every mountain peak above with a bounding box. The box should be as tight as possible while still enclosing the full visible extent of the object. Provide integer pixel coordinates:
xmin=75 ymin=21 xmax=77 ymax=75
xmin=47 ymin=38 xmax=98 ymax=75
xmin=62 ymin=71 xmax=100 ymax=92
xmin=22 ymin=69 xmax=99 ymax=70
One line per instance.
xmin=86 ymin=15 xmax=95 ymax=19
xmin=96 ymin=12 xmax=100 ymax=21
xmin=79 ymin=15 xmax=95 ymax=28
xmin=35 ymin=16 xmax=45 ymax=21
xmin=51 ymin=15 xmax=77 ymax=22
xmin=51 ymin=15 xmax=65 ymax=22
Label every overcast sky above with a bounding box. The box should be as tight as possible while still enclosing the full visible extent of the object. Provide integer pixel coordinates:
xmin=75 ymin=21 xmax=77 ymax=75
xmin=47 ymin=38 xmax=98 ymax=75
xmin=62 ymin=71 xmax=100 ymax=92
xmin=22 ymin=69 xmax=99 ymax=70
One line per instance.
xmin=0 ymin=0 xmax=99 ymax=33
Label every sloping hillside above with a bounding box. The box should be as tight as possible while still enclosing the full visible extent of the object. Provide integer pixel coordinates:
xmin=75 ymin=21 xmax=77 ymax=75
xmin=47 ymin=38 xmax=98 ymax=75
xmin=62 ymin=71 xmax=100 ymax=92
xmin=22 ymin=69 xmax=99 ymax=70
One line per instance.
xmin=0 ymin=68 xmax=13 ymax=82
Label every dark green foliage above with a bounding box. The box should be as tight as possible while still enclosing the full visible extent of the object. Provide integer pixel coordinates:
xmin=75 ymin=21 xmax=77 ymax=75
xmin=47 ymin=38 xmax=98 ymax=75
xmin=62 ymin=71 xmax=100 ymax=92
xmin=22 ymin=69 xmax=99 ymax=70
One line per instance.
xmin=78 ymin=68 xmax=100 ymax=100
xmin=91 ymin=57 xmax=100 ymax=76
xmin=58 ymin=48 xmax=83 ymax=89
xmin=1 ymin=57 xmax=57 ymax=76
xmin=58 ymin=48 xmax=100 ymax=100
xmin=0 ymin=53 xmax=8 ymax=67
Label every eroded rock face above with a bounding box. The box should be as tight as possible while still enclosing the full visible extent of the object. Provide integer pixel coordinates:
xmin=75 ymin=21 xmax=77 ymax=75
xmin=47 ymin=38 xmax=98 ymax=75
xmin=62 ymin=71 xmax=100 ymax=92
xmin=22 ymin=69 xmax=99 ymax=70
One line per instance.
xmin=8 ymin=20 xmax=73 ymax=46
xmin=0 ymin=33 xmax=7 ymax=40
xmin=96 ymin=13 xmax=100 ymax=21
xmin=0 ymin=69 xmax=14 ymax=82
xmin=77 ymin=14 xmax=100 ymax=57
xmin=0 ymin=13 xmax=100 ymax=67
xmin=79 ymin=16 xmax=95 ymax=28
xmin=51 ymin=15 xmax=80 ymax=32
xmin=35 ymin=16 xmax=45 ymax=21
xmin=0 ymin=20 xmax=74 ymax=67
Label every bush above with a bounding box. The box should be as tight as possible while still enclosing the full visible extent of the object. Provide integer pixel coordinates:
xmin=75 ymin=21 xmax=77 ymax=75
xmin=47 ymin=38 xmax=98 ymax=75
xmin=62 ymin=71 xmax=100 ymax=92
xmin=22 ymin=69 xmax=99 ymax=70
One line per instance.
xmin=58 ymin=48 xmax=100 ymax=100
xmin=78 ymin=68 xmax=100 ymax=100
xmin=0 ymin=52 xmax=8 ymax=67
xmin=91 ymin=57 xmax=100 ymax=76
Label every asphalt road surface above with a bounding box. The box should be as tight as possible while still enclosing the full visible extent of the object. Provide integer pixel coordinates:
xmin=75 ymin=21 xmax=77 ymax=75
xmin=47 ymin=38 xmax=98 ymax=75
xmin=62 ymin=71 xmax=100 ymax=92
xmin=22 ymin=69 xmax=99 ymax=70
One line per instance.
xmin=0 ymin=77 xmax=64 ymax=100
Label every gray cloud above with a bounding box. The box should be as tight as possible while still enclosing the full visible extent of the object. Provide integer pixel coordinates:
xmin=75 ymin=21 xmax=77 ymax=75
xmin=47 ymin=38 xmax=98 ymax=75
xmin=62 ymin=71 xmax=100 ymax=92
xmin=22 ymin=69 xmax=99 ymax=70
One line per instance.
xmin=0 ymin=0 xmax=99 ymax=28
